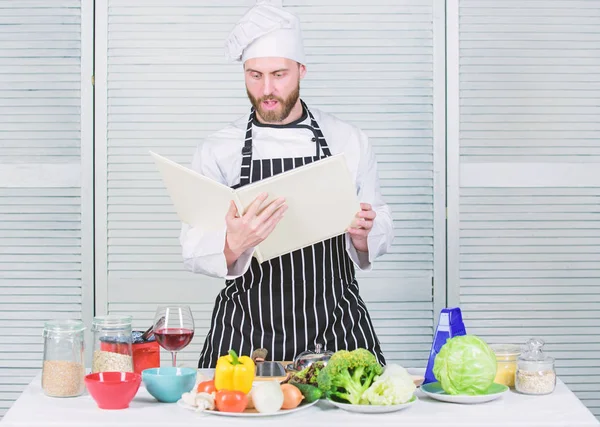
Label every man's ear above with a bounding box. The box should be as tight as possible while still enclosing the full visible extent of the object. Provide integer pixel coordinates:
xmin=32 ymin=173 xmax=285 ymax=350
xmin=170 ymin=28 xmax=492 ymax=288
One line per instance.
xmin=298 ymin=63 xmax=307 ymax=80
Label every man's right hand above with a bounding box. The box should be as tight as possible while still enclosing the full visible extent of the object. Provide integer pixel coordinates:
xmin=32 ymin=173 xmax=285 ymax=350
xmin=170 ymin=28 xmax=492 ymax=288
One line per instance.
xmin=223 ymin=192 xmax=287 ymax=266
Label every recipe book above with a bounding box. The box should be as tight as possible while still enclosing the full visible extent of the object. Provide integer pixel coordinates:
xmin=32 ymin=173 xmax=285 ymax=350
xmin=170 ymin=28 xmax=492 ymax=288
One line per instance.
xmin=150 ymin=151 xmax=360 ymax=264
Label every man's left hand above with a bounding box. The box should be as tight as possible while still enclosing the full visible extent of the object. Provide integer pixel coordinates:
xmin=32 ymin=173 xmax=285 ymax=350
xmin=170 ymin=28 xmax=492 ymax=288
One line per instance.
xmin=347 ymin=203 xmax=376 ymax=253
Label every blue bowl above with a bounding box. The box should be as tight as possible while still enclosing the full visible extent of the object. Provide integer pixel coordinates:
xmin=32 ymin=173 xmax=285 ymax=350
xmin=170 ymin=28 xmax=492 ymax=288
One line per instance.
xmin=141 ymin=367 xmax=197 ymax=403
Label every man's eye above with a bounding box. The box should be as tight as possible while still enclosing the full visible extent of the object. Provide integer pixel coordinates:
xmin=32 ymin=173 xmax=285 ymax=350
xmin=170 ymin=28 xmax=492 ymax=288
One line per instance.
xmin=252 ymin=73 xmax=261 ymax=79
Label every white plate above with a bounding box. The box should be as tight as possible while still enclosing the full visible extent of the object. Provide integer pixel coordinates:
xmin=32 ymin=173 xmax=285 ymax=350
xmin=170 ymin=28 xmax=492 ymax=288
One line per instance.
xmin=327 ymin=395 xmax=418 ymax=414
xmin=177 ymin=398 xmax=318 ymax=417
xmin=420 ymin=382 xmax=509 ymax=404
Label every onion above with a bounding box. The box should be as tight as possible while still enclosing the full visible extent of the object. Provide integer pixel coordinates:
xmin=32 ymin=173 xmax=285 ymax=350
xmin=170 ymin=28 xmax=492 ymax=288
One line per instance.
xmin=281 ymin=384 xmax=304 ymax=409
xmin=246 ymin=389 xmax=255 ymax=409
xmin=251 ymin=381 xmax=284 ymax=414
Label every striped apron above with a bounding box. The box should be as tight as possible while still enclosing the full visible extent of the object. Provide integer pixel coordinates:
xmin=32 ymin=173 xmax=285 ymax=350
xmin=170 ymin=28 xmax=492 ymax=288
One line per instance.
xmin=198 ymin=101 xmax=385 ymax=368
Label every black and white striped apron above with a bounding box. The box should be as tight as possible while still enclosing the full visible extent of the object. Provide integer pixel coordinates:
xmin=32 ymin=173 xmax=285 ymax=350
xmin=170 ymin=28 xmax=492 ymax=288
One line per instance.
xmin=198 ymin=101 xmax=385 ymax=368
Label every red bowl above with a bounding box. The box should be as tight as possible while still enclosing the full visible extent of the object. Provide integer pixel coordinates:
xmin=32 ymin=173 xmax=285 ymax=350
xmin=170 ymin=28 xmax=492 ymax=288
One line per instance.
xmin=85 ymin=372 xmax=141 ymax=410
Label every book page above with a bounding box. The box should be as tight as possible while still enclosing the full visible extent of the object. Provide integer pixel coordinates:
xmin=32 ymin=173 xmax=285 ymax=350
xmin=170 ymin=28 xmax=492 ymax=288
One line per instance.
xmin=150 ymin=151 xmax=236 ymax=232
xmin=235 ymin=154 xmax=360 ymax=262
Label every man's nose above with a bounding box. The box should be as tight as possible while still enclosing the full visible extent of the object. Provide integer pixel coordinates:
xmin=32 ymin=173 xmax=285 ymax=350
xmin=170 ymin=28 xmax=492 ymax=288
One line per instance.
xmin=262 ymin=76 xmax=274 ymax=96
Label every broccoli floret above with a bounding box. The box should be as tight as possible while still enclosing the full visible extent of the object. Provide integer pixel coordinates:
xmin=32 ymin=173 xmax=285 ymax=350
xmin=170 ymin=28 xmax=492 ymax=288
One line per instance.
xmin=317 ymin=348 xmax=383 ymax=405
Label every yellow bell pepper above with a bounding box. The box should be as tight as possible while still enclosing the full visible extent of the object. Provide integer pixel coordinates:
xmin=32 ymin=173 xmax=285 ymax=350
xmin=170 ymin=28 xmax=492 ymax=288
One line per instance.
xmin=214 ymin=349 xmax=255 ymax=394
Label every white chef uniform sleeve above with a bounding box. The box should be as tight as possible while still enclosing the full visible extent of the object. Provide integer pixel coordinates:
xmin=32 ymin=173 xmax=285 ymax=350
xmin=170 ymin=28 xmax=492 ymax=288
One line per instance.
xmin=345 ymin=130 xmax=395 ymax=270
xmin=179 ymin=142 xmax=254 ymax=279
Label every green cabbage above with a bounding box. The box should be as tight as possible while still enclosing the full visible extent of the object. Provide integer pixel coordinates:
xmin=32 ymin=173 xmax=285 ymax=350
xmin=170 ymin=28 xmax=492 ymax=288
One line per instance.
xmin=433 ymin=335 xmax=497 ymax=395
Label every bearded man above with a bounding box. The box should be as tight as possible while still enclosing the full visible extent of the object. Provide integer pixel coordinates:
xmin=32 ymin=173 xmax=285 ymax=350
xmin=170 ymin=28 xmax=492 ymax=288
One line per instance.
xmin=179 ymin=1 xmax=395 ymax=368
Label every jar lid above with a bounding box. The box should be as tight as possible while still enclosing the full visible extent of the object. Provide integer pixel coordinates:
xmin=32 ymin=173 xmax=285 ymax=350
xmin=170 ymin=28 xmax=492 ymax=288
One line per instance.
xmin=518 ymin=338 xmax=554 ymax=369
xmin=490 ymin=343 xmax=521 ymax=356
xmin=44 ymin=319 xmax=85 ymax=333
xmin=92 ymin=315 xmax=133 ymax=328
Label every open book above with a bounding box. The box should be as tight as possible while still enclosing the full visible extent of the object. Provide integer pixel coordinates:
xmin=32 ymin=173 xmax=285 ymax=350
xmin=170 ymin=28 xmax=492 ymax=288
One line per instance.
xmin=150 ymin=151 xmax=360 ymax=264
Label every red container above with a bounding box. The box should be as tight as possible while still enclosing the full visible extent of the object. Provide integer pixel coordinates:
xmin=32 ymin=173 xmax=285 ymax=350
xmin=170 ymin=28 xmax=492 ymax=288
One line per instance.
xmin=132 ymin=341 xmax=160 ymax=374
xmin=85 ymin=372 xmax=141 ymax=410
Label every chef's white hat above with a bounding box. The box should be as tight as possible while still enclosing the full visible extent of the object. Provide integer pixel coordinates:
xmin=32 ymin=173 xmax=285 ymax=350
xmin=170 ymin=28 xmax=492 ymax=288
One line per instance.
xmin=225 ymin=0 xmax=306 ymax=65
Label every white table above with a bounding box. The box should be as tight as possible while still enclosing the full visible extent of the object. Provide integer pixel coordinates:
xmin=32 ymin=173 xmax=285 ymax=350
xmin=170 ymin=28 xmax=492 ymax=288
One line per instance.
xmin=1 ymin=371 xmax=598 ymax=427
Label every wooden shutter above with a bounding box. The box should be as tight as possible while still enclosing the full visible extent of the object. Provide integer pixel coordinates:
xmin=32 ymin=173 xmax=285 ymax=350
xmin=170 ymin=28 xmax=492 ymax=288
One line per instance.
xmin=448 ymin=0 xmax=600 ymax=419
xmin=96 ymin=0 xmax=445 ymax=369
xmin=0 ymin=0 xmax=93 ymax=419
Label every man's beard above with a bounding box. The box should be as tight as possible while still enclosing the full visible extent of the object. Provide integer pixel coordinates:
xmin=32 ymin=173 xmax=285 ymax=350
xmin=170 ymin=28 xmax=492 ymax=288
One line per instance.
xmin=247 ymin=83 xmax=300 ymax=123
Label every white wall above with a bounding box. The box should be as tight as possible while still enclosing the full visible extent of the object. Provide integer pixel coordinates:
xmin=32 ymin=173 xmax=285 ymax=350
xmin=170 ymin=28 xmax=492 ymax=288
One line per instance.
xmin=447 ymin=0 xmax=600 ymax=418
xmin=0 ymin=0 xmax=598 ymax=422
xmin=0 ymin=0 xmax=94 ymax=420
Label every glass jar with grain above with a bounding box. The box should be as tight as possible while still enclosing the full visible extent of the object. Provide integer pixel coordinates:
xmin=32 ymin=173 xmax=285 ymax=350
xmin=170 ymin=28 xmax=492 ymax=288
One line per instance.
xmin=490 ymin=343 xmax=521 ymax=388
xmin=42 ymin=320 xmax=86 ymax=397
xmin=515 ymin=338 xmax=556 ymax=395
xmin=91 ymin=315 xmax=134 ymax=373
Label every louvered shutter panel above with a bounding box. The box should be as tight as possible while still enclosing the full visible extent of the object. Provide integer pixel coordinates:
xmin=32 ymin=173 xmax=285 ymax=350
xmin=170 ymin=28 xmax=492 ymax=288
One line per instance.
xmin=451 ymin=0 xmax=600 ymax=419
xmin=0 ymin=0 xmax=92 ymax=420
xmin=97 ymin=0 xmax=443 ymax=369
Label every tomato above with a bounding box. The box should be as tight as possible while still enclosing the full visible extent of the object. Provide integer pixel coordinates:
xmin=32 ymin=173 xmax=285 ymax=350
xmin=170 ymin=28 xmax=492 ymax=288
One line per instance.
xmin=215 ymin=390 xmax=248 ymax=413
xmin=196 ymin=379 xmax=216 ymax=394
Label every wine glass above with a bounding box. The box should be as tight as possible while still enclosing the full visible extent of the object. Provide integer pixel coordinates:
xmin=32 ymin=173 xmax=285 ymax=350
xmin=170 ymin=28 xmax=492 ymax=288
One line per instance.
xmin=152 ymin=305 xmax=195 ymax=367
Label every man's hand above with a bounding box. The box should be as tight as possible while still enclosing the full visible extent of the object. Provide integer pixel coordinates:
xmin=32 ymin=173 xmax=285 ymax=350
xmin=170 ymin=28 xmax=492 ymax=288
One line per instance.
xmin=224 ymin=193 xmax=287 ymax=266
xmin=347 ymin=203 xmax=376 ymax=253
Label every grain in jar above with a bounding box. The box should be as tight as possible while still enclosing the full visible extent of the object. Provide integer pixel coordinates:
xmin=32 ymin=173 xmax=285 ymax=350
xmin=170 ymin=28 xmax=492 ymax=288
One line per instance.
xmin=515 ymin=369 xmax=556 ymax=395
xmin=92 ymin=350 xmax=133 ymax=373
xmin=515 ymin=338 xmax=556 ymax=395
xmin=42 ymin=360 xmax=85 ymax=397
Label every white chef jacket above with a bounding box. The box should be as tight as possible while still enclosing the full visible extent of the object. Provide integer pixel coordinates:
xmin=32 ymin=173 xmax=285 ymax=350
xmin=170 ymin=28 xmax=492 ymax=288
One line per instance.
xmin=179 ymin=105 xmax=394 ymax=279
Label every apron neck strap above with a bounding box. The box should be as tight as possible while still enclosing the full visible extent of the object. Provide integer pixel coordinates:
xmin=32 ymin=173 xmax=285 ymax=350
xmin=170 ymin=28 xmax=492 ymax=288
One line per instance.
xmin=301 ymin=100 xmax=332 ymax=159
xmin=238 ymin=101 xmax=331 ymax=187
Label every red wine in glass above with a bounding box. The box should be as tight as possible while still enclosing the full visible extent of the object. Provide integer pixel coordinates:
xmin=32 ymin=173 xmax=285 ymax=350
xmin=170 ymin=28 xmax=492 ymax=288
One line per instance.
xmin=152 ymin=306 xmax=195 ymax=367
xmin=154 ymin=328 xmax=194 ymax=352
